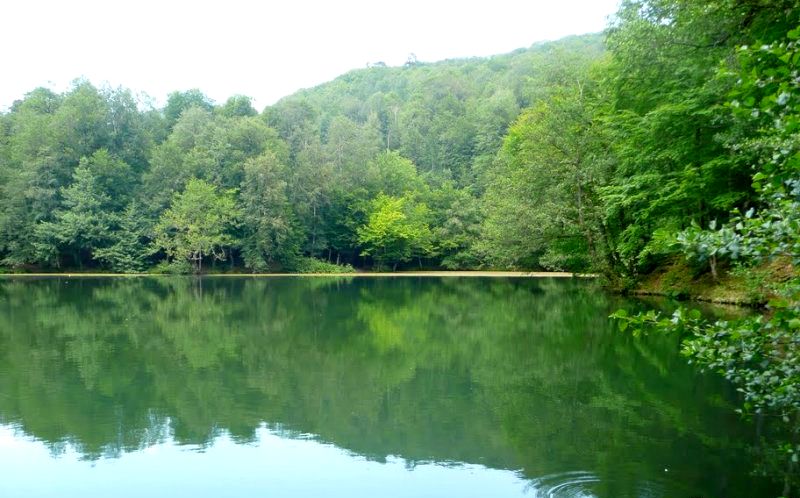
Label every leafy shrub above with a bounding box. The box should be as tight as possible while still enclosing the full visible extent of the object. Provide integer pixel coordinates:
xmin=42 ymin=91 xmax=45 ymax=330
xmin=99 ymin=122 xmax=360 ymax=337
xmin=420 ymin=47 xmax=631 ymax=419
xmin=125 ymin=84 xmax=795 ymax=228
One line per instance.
xmin=292 ymin=257 xmax=356 ymax=274
xmin=150 ymin=260 xmax=192 ymax=275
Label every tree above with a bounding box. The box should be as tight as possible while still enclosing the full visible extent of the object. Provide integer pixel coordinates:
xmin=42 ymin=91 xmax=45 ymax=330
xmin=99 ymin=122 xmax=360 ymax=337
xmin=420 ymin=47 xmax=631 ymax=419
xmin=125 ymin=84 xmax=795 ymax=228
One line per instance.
xmin=426 ymin=182 xmax=481 ymax=269
xmin=239 ymin=152 xmax=301 ymax=271
xmin=598 ymin=0 xmax=799 ymax=277
xmin=94 ymin=201 xmax=152 ymax=273
xmin=154 ymin=179 xmax=240 ymax=273
xmin=364 ymin=150 xmax=425 ymax=197
xmin=357 ymin=193 xmax=432 ymax=270
xmin=219 ymin=95 xmax=257 ymax=118
xmin=83 ymin=148 xmax=134 ymax=210
xmin=614 ymin=26 xmax=800 ymax=493
xmin=34 ymin=160 xmax=115 ymax=268
xmin=478 ymin=81 xmax=608 ymax=272
xmin=163 ymin=89 xmax=214 ymax=131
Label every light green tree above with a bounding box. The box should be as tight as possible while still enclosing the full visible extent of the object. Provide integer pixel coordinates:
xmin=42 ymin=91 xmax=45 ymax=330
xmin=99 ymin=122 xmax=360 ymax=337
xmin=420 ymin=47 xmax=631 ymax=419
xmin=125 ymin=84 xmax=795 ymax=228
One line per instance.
xmin=154 ymin=178 xmax=240 ymax=273
xmin=357 ymin=193 xmax=432 ymax=270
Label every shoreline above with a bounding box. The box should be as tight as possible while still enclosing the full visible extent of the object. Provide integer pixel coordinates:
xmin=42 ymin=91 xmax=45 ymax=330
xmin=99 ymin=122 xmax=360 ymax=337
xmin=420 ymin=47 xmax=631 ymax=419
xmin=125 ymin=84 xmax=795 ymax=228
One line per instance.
xmin=0 ymin=271 xmax=597 ymax=278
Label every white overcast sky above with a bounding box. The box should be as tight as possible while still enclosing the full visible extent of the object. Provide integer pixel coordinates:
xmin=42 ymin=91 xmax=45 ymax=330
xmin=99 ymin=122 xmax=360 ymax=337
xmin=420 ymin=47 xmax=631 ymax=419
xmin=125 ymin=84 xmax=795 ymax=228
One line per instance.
xmin=0 ymin=0 xmax=620 ymax=111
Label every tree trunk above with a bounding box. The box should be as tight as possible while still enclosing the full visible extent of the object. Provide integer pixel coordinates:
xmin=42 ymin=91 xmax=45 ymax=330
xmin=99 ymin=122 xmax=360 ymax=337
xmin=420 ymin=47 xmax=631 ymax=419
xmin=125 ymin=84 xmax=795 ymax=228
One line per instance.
xmin=709 ymin=254 xmax=718 ymax=281
xmin=311 ymin=203 xmax=317 ymax=254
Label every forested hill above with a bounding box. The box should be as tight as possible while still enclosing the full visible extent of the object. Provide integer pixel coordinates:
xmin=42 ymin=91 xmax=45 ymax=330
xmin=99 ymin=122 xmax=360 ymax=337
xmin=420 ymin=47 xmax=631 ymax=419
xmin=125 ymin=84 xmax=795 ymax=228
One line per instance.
xmin=0 ymin=34 xmax=605 ymax=273
xmin=0 ymin=0 xmax=798 ymax=277
xmin=267 ymin=34 xmax=604 ymax=184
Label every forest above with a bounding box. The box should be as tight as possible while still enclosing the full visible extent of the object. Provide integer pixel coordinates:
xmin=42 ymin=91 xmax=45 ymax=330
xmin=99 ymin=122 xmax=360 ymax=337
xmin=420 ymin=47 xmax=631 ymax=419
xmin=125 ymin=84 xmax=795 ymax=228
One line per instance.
xmin=2 ymin=0 xmax=800 ymax=491
xmin=0 ymin=0 xmax=797 ymax=279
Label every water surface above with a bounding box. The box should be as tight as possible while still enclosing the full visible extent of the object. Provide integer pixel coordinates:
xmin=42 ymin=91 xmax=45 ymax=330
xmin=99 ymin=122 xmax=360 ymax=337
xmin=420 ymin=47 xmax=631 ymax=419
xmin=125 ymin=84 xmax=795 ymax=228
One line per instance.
xmin=0 ymin=277 xmax=776 ymax=496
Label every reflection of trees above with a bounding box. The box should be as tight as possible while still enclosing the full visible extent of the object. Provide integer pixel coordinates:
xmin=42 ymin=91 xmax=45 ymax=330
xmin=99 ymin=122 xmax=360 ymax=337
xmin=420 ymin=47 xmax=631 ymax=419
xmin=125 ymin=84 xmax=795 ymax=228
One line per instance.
xmin=0 ymin=277 xmax=773 ymax=496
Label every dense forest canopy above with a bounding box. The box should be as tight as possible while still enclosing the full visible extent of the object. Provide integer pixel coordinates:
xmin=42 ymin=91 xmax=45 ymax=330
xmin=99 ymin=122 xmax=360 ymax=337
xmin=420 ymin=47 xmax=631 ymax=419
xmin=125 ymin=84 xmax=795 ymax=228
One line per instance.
xmin=0 ymin=1 xmax=798 ymax=275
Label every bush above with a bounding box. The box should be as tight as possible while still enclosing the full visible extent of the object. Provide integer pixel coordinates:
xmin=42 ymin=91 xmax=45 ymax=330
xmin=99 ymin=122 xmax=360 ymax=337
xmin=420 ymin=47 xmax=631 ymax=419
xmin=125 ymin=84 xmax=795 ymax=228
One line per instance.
xmin=150 ymin=259 xmax=192 ymax=275
xmin=292 ymin=257 xmax=356 ymax=274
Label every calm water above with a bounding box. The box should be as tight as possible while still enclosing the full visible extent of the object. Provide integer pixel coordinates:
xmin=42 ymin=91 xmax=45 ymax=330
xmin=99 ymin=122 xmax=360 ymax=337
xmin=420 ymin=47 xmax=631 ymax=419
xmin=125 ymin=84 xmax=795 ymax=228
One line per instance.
xmin=0 ymin=276 xmax=777 ymax=497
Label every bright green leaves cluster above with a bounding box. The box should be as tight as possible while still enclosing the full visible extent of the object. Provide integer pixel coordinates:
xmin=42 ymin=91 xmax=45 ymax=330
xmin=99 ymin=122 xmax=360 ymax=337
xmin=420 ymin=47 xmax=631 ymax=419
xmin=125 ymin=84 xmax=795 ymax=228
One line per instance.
xmin=154 ymin=179 xmax=240 ymax=273
xmin=357 ymin=193 xmax=433 ymax=270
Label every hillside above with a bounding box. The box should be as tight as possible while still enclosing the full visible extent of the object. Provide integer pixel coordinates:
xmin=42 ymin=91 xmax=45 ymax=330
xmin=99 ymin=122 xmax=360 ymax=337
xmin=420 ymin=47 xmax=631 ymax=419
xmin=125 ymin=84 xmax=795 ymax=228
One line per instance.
xmin=0 ymin=34 xmax=607 ymax=272
xmin=267 ymin=34 xmax=605 ymax=185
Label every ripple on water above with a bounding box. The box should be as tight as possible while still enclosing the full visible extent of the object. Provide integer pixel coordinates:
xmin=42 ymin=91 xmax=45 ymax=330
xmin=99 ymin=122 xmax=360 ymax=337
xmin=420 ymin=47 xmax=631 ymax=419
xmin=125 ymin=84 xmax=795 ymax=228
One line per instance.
xmin=529 ymin=471 xmax=600 ymax=498
xmin=528 ymin=471 xmax=666 ymax=498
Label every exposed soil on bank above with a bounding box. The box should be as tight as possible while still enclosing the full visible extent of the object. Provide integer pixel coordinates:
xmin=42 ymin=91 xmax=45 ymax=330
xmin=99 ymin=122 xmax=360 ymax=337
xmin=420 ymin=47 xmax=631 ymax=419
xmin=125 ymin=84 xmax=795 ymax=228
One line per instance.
xmin=632 ymin=258 xmax=795 ymax=307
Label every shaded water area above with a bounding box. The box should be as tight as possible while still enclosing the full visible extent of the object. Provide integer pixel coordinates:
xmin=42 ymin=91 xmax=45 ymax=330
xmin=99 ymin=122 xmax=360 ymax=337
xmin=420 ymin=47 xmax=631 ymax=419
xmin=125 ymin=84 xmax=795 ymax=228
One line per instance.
xmin=0 ymin=276 xmax=779 ymax=497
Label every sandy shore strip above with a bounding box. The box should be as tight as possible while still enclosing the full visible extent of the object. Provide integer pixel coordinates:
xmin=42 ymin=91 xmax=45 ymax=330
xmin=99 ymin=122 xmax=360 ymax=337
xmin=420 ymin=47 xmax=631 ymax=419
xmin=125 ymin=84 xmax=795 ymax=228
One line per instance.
xmin=0 ymin=271 xmax=596 ymax=278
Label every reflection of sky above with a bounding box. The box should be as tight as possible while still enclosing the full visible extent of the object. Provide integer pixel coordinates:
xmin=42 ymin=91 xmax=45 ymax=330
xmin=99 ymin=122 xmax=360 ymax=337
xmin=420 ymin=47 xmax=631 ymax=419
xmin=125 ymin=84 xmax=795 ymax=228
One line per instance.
xmin=0 ymin=424 xmax=547 ymax=498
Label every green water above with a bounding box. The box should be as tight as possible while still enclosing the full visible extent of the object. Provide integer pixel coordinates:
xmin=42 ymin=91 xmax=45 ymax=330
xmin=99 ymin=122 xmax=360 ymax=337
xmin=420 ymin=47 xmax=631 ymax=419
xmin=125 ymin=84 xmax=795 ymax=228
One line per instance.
xmin=0 ymin=277 xmax=777 ymax=497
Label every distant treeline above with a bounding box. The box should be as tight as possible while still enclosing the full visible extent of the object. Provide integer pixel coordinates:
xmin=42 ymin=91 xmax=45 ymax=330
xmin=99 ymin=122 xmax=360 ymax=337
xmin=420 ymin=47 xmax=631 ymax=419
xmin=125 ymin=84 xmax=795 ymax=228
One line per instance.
xmin=0 ymin=0 xmax=797 ymax=274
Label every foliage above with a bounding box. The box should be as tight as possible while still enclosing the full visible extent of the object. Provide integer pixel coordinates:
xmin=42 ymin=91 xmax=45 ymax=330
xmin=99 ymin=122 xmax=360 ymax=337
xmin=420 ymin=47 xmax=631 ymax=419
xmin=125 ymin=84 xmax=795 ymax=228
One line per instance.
xmin=478 ymin=77 xmax=607 ymax=272
xmin=163 ymin=89 xmax=214 ymax=130
xmin=0 ymin=10 xmax=798 ymax=277
xmin=239 ymin=152 xmax=301 ymax=271
xmin=154 ymin=178 xmax=240 ymax=273
xmin=34 ymin=159 xmax=116 ymax=268
xmin=615 ymin=24 xmax=800 ymax=493
xmin=292 ymin=256 xmax=356 ymax=274
xmin=0 ymin=36 xmax=610 ymax=273
xmin=357 ymin=193 xmax=433 ymax=270
xmin=93 ymin=202 xmax=152 ymax=273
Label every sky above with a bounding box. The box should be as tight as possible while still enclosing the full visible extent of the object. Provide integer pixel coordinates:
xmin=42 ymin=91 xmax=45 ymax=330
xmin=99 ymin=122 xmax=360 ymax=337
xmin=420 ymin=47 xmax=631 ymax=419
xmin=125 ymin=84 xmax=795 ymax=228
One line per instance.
xmin=0 ymin=0 xmax=620 ymax=111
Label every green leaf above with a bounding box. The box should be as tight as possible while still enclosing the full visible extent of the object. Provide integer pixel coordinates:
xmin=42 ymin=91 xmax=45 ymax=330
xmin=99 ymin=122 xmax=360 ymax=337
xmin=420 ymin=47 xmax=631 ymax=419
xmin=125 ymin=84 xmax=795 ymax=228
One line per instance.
xmin=769 ymin=298 xmax=789 ymax=309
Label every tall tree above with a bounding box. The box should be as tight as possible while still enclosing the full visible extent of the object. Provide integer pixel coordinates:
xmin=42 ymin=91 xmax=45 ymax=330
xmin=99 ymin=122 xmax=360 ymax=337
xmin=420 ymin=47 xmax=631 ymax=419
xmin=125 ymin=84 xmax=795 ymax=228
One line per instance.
xmin=34 ymin=160 xmax=115 ymax=268
xmin=239 ymin=152 xmax=300 ymax=271
xmin=479 ymin=75 xmax=608 ymax=271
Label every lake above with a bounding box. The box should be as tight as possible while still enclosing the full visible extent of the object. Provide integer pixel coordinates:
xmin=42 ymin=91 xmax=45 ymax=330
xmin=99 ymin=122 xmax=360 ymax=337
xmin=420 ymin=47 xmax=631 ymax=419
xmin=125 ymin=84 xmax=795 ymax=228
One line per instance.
xmin=0 ymin=276 xmax=778 ymax=497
